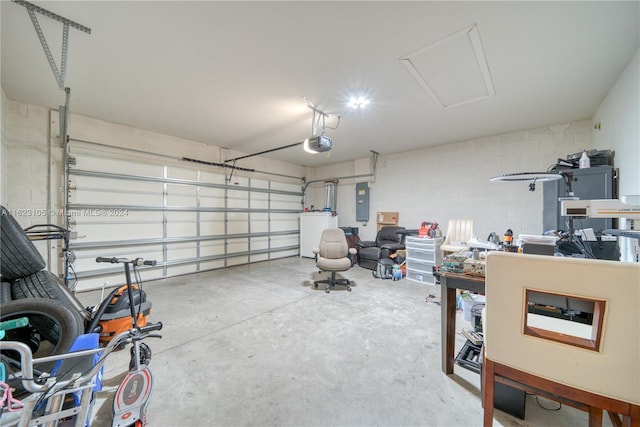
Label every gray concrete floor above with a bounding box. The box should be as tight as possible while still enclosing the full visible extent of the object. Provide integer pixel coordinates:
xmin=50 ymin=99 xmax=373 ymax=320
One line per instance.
xmin=79 ymin=257 xmax=607 ymax=427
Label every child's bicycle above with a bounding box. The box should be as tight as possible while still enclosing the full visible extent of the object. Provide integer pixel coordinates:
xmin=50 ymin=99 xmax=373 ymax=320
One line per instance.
xmin=0 ymin=257 xmax=163 ymax=427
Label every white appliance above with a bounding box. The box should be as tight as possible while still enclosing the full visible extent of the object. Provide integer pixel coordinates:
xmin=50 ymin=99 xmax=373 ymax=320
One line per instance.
xmin=300 ymin=212 xmax=338 ymax=258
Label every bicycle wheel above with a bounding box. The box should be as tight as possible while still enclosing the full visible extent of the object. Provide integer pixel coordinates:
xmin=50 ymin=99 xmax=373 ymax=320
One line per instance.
xmin=1 ymin=298 xmax=84 ymax=388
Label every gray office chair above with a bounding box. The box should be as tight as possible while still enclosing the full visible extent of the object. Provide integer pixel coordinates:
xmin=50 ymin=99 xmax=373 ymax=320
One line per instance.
xmin=313 ymin=228 xmax=357 ymax=293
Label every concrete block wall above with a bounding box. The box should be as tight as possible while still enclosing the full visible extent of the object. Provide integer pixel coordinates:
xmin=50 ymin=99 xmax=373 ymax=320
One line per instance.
xmin=1 ymin=89 xmax=6 ymax=206
xmin=3 ymin=100 xmax=52 ymax=222
xmin=307 ymin=119 xmax=594 ymax=242
xmin=1 ymin=97 xmax=59 ymax=269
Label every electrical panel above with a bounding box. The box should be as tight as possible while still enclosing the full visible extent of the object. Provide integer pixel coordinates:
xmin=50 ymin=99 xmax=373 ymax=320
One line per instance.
xmin=355 ymin=182 xmax=369 ymax=222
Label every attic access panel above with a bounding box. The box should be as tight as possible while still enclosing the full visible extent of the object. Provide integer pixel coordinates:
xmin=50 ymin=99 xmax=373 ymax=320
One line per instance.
xmin=400 ymin=24 xmax=495 ymax=109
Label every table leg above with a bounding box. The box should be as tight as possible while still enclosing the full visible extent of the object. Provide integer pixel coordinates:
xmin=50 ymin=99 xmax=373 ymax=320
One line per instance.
xmin=589 ymin=407 xmax=603 ymax=427
xmin=441 ymin=284 xmax=457 ymax=374
xmin=483 ymin=359 xmax=496 ymax=427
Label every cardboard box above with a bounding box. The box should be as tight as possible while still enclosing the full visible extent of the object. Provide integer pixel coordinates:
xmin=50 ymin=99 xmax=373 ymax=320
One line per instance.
xmin=376 ymin=211 xmax=399 ymax=231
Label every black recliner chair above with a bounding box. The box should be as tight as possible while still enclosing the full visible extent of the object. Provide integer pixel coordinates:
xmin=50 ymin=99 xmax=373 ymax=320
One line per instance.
xmin=356 ymin=226 xmax=406 ymax=270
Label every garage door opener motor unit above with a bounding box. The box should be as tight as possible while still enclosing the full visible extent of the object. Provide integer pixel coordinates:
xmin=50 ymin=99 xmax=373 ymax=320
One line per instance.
xmin=305 ymin=134 xmax=332 ymax=153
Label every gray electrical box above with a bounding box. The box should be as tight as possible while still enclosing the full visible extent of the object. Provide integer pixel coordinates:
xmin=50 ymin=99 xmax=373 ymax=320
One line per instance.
xmin=355 ymin=182 xmax=370 ymax=222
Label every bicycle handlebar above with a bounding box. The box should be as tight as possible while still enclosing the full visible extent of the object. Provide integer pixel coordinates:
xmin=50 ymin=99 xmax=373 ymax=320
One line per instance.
xmin=138 ymin=321 xmax=163 ymax=334
xmin=95 ymin=256 xmax=157 ymax=266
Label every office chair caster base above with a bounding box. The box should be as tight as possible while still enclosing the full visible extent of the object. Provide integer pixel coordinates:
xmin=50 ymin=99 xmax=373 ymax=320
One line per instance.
xmin=314 ymin=271 xmax=352 ymax=294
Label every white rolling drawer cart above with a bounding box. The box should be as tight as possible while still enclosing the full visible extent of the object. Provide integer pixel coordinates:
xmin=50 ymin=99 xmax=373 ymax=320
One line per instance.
xmin=405 ymin=236 xmax=443 ymax=284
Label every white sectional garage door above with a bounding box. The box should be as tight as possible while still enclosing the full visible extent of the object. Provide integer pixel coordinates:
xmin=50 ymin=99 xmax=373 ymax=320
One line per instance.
xmin=67 ymin=143 xmax=302 ymax=291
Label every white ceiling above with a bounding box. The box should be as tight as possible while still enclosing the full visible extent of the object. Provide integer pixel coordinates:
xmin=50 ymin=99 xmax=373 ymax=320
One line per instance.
xmin=2 ymin=1 xmax=639 ymax=168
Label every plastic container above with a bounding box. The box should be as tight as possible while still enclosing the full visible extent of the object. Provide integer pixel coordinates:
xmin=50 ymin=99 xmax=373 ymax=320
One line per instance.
xmin=462 ymin=294 xmax=486 ymax=322
xmin=579 ymin=150 xmax=591 ymax=169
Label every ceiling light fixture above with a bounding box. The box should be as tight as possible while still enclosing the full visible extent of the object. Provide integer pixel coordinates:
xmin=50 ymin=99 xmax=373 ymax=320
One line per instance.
xmin=348 ymin=96 xmax=370 ymax=109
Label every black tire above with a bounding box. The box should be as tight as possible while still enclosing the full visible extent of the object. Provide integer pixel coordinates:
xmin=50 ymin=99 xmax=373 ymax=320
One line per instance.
xmin=130 ymin=342 xmax=152 ymax=371
xmin=12 ymin=271 xmax=86 ymax=318
xmin=0 ymin=205 xmax=46 ymax=280
xmin=1 ymin=298 xmax=85 ymax=390
xmin=1 ymin=281 xmax=12 ymax=304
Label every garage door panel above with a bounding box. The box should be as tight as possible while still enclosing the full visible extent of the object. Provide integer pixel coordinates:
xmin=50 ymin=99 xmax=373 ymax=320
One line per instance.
xmin=227 ymin=223 xmax=248 ymax=235
xmin=251 ymin=218 xmax=269 ymax=233
xmin=250 ymin=195 xmax=269 ymax=209
xmin=136 ymin=268 xmax=165 ymax=282
xmin=271 ymin=235 xmax=298 ymax=248
xmin=250 ymin=237 xmax=269 ymax=251
xmin=200 ymin=220 xmax=226 ymax=235
xmin=77 ymin=244 xmax=163 ymax=259
xmin=272 ymin=249 xmax=298 ymax=259
xmin=270 ymin=215 xmax=298 ymax=232
xmin=73 ymin=155 xmax=163 ymax=177
xmin=227 ymin=190 xmax=248 ymax=208
xmin=73 ymin=245 xmax=164 ymax=286
xmin=270 ymin=193 xmax=300 ymax=210
xmin=227 ymin=238 xmax=248 ymax=254
xmin=71 ymin=191 xmax=161 ymax=207
xmin=166 ymin=243 xmax=198 ymax=260
xmin=270 ymin=193 xmax=297 ymax=202
xmin=73 ymin=210 xmax=163 ymax=224
xmin=251 ymin=253 xmax=269 ymax=262
xmin=270 ymin=199 xmax=300 ymax=210
xmin=200 ymin=260 xmax=226 ymax=270
xmin=167 ymin=223 xmax=197 ymax=238
xmin=72 ymin=176 xmax=163 ymax=206
xmin=227 ymin=213 xmax=248 ymax=234
xmin=68 ymin=142 xmax=302 ymax=290
xmin=227 ymin=256 xmax=248 ymax=266
xmin=229 ymin=176 xmax=249 ymax=187
xmin=166 ymin=211 xmax=197 ymax=222
xmin=251 ymin=179 xmax=269 ymax=189
xmin=167 ymin=167 xmax=197 ymax=181
xmin=167 ymin=183 xmax=197 ymax=201
xmin=166 ymin=211 xmax=197 ymax=238
xmin=200 ymin=171 xmax=226 ymax=184
xmin=167 ymin=265 xmax=198 ymax=277
xmin=199 ymin=192 xmax=226 ymax=208
xmin=200 ymin=241 xmax=225 ymax=257
xmin=270 ymin=181 xmax=299 ymax=192
xmin=78 ymin=223 xmax=163 ymax=242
